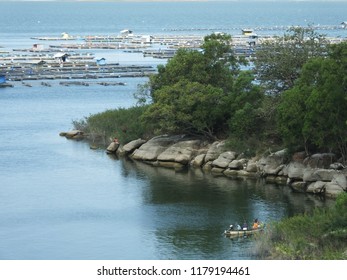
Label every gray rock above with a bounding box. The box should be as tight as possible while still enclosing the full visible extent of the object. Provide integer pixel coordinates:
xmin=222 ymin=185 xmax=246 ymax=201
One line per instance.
xmin=303 ymin=168 xmax=319 ymax=182
xmin=223 ymin=169 xmax=239 ymax=177
xmin=191 ymin=154 xmax=206 ymax=168
xmin=286 ymin=162 xmax=306 ymax=180
xmin=157 ymin=139 xmax=203 ymax=165
xmin=106 ymin=142 xmax=119 ymax=154
xmin=205 ymin=141 xmax=226 ymax=162
xmin=259 ymin=149 xmax=288 ymax=175
xmin=131 ymin=135 xmax=182 ymax=161
xmin=211 ymin=167 xmax=225 ymax=174
xmin=330 ymin=162 xmax=345 ymax=170
xmin=325 ymin=182 xmax=345 ymax=198
xmin=332 ymin=173 xmax=347 ymax=190
xmin=62 ymin=130 xmax=84 ymax=139
xmin=306 ymin=181 xmax=326 ymax=194
xmin=228 ymin=159 xmax=244 ymax=170
xmin=304 ymin=153 xmax=336 ymax=169
xmin=246 ymin=162 xmax=258 ymax=173
xmin=312 ymin=169 xmax=339 ymax=182
xmin=123 ymin=138 xmax=147 ymax=153
xmin=212 ymin=151 xmax=237 ymax=168
xmin=202 ymin=161 xmax=213 ymax=172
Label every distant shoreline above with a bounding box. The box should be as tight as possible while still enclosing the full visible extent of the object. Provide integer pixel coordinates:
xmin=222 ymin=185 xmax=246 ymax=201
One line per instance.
xmin=4 ymin=0 xmax=347 ymax=2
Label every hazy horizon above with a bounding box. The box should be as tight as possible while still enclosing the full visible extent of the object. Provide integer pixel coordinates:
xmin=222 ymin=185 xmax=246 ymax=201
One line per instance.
xmin=1 ymin=0 xmax=347 ymax=2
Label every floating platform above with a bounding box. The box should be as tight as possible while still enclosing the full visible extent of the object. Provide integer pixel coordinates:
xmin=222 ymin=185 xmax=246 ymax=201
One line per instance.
xmin=0 ymin=83 xmax=13 ymax=88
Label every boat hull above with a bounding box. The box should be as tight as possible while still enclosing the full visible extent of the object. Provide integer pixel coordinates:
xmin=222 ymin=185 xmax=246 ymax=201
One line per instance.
xmin=224 ymin=228 xmax=263 ymax=238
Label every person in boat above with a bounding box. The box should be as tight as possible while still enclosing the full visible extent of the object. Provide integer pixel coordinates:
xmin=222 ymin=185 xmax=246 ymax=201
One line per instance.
xmin=242 ymin=222 xmax=248 ymax=231
xmin=252 ymin=218 xmax=259 ymax=229
xmin=228 ymin=224 xmax=234 ymax=231
xmin=236 ymin=224 xmax=242 ymax=230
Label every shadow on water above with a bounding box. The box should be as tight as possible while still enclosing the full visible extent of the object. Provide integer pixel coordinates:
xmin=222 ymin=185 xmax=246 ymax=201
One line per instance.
xmin=107 ymin=156 xmax=333 ymax=259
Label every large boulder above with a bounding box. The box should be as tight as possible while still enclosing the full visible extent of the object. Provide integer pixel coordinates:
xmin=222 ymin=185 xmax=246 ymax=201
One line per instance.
xmin=228 ymin=159 xmax=246 ymax=170
xmin=212 ymin=151 xmax=237 ymax=168
xmin=330 ymin=162 xmax=345 ymax=170
xmin=191 ymin=154 xmax=206 ymax=168
xmin=157 ymin=139 xmax=204 ymax=165
xmin=259 ymin=149 xmax=288 ymax=175
xmin=106 ymin=142 xmax=119 ymax=154
xmin=123 ymin=138 xmax=147 ymax=153
xmin=304 ymin=169 xmax=343 ymax=182
xmin=331 ymin=173 xmax=347 ymax=190
xmin=303 ymin=168 xmax=319 ymax=182
xmin=303 ymin=153 xmax=336 ymax=169
xmin=325 ymin=182 xmax=346 ymax=198
xmin=131 ymin=135 xmax=181 ymax=161
xmin=306 ymin=181 xmax=326 ymax=194
xmin=246 ymin=162 xmax=258 ymax=173
xmin=204 ymin=141 xmax=226 ymax=162
xmin=202 ymin=161 xmax=213 ymax=172
xmin=285 ymin=162 xmax=306 ymax=180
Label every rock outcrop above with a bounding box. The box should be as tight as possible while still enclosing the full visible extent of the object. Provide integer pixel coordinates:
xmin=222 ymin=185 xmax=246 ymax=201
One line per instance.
xmin=130 ymin=135 xmax=209 ymax=168
xmin=61 ymin=131 xmax=347 ymax=198
xmin=128 ymin=135 xmax=347 ymax=198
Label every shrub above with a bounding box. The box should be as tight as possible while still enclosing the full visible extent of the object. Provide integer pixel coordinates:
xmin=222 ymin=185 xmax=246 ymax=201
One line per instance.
xmin=254 ymin=192 xmax=347 ymax=259
xmin=74 ymin=105 xmax=154 ymax=144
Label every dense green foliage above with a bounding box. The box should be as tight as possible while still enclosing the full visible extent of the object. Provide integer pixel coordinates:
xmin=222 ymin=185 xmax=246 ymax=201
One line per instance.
xmin=80 ymin=106 xmax=151 ymax=144
xmin=277 ymin=42 xmax=347 ymax=159
xmin=142 ymin=80 xmax=227 ymax=138
xmin=143 ymin=33 xmax=262 ymax=140
xmin=255 ymin=192 xmax=347 ymax=259
xmin=253 ymin=26 xmax=328 ymax=96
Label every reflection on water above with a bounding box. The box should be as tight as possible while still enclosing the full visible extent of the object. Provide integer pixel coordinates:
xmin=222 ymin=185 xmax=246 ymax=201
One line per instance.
xmin=115 ymin=158 xmax=332 ymax=259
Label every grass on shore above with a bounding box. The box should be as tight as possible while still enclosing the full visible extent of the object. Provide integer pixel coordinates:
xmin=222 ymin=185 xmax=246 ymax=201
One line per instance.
xmin=254 ymin=192 xmax=347 ymax=260
xmin=73 ymin=105 xmax=153 ymax=145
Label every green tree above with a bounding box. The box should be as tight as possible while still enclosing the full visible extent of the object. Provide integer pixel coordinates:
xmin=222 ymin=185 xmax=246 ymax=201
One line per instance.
xmin=254 ymin=26 xmax=328 ymax=96
xmin=228 ymin=71 xmax=263 ymax=139
xmin=277 ymin=42 xmax=347 ymax=160
xmin=277 ymin=85 xmax=310 ymax=153
xmin=142 ymin=80 xmax=226 ymax=139
xmin=149 ymin=49 xmax=208 ymax=94
xmin=142 ymin=33 xmax=261 ymax=140
xmin=149 ymin=33 xmax=239 ymax=94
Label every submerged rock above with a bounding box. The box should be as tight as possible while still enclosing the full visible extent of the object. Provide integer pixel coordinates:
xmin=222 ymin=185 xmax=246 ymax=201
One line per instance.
xmin=60 ymin=130 xmax=84 ymax=140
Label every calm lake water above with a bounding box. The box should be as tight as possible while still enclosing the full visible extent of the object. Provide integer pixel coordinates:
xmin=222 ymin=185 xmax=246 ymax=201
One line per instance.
xmin=0 ymin=1 xmax=342 ymax=260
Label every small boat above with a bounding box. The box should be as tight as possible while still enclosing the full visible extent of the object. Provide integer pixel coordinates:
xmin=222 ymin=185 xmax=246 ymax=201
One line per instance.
xmin=224 ymin=225 xmax=264 ymax=238
xmin=0 ymin=75 xmax=13 ymax=88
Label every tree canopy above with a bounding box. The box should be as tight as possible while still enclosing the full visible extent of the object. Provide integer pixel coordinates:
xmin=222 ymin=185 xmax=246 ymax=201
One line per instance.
xmin=142 ymin=33 xmax=262 ymax=140
xmin=254 ymin=26 xmax=328 ymax=96
xmin=277 ymin=42 xmax=347 ymax=159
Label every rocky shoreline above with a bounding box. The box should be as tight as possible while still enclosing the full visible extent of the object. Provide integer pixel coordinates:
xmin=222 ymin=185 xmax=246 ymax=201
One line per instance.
xmin=60 ymin=131 xmax=347 ymax=198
